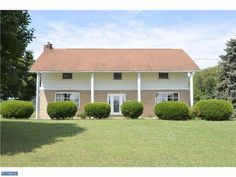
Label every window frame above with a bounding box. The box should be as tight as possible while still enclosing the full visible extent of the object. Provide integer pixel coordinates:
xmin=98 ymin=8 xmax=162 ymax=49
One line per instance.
xmin=113 ymin=73 xmax=122 ymax=80
xmin=155 ymin=92 xmax=179 ymax=104
xmin=158 ymin=72 xmax=169 ymax=79
xmin=62 ymin=73 xmax=73 ymax=79
xmin=55 ymin=92 xmax=80 ymax=108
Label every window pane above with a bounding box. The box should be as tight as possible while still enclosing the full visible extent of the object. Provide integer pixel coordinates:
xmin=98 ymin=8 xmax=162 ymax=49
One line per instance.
xmin=114 ymin=73 xmax=122 ymax=80
xmin=56 ymin=93 xmax=62 ymax=101
xmin=113 ymin=96 xmax=120 ymax=113
xmin=69 ymin=93 xmax=80 ymax=107
xmin=167 ymin=95 xmax=173 ymax=101
xmin=64 ymin=93 xmax=68 ymax=101
xmin=174 ymin=93 xmax=178 ymax=101
xmin=55 ymin=92 xmax=80 ymax=107
xmin=159 ymin=73 xmax=169 ymax=79
xmin=108 ymin=96 xmax=111 ymax=105
xmin=156 ymin=92 xmax=179 ymax=103
xmin=62 ymin=73 xmax=72 ymax=79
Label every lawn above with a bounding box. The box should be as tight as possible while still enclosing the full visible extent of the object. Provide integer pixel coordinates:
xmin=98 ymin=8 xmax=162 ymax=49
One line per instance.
xmin=0 ymin=118 xmax=236 ymax=167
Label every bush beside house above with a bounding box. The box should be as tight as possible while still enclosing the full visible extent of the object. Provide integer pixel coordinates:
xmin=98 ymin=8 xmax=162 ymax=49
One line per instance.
xmin=84 ymin=102 xmax=110 ymax=119
xmin=121 ymin=101 xmax=143 ymax=119
xmin=47 ymin=101 xmax=77 ymax=120
xmin=78 ymin=112 xmax=87 ymax=119
xmin=0 ymin=100 xmax=34 ymax=119
xmin=154 ymin=101 xmax=190 ymax=120
xmin=194 ymin=99 xmax=233 ymax=121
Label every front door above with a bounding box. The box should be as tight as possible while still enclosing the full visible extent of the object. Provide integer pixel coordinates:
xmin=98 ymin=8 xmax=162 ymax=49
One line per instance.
xmin=107 ymin=94 xmax=126 ymax=115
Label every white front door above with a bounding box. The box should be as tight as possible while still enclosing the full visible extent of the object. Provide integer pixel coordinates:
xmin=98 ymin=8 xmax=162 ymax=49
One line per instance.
xmin=107 ymin=94 xmax=126 ymax=115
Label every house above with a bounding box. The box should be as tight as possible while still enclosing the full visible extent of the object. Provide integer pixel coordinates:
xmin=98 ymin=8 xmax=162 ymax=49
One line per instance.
xmin=30 ymin=42 xmax=199 ymax=119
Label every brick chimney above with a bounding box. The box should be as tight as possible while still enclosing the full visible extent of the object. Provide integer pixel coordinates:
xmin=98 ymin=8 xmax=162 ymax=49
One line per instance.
xmin=44 ymin=42 xmax=53 ymax=51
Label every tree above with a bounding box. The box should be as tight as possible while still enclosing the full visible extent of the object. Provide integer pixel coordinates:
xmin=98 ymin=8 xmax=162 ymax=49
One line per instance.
xmin=1 ymin=10 xmax=35 ymax=100
xmin=194 ymin=66 xmax=218 ymax=102
xmin=217 ymin=38 xmax=236 ymax=114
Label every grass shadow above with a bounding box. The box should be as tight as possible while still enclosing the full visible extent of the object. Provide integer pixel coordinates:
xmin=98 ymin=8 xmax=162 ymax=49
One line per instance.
xmin=0 ymin=119 xmax=85 ymax=155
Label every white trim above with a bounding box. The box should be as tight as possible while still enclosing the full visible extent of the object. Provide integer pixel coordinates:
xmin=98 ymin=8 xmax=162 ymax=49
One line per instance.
xmin=91 ymin=73 xmax=94 ymax=103
xmin=35 ymin=73 xmax=40 ymax=119
xmin=54 ymin=92 xmax=80 ymax=108
xmin=155 ymin=91 xmax=180 ymax=104
xmin=137 ymin=73 xmax=141 ymax=102
xmin=189 ymin=72 xmax=194 ymax=106
xmin=107 ymin=93 xmax=126 ymax=115
xmin=39 ymin=87 xmax=190 ymax=91
xmin=30 ymin=70 xmax=200 ymax=73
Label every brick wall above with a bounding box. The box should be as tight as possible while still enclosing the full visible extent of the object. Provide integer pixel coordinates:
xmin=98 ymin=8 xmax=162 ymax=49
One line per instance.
xmin=39 ymin=90 xmax=90 ymax=119
xmin=142 ymin=90 xmax=190 ymax=117
xmin=39 ymin=89 xmax=190 ymax=119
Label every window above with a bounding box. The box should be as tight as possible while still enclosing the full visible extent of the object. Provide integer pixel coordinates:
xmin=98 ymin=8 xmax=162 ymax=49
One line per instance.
xmin=55 ymin=92 xmax=80 ymax=107
xmin=62 ymin=73 xmax=72 ymax=79
xmin=113 ymin=73 xmax=122 ymax=80
xmin=159 ymin=73 xmax=169 ymax=79
xmin=155 ymin=92 xmax=179 ymax=103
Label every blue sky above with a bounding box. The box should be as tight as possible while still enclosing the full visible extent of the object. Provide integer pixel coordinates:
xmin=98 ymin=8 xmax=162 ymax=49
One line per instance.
xmin=28 ymin=11 xmax=236 ymax=68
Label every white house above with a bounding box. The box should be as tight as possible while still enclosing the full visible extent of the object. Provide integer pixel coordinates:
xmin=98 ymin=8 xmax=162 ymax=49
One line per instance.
xmin=30 ymin=43 xmax=199 ymax=119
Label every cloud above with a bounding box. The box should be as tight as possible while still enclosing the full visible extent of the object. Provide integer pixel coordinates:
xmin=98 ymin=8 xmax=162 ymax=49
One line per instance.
xmin=27 ymin=13 xmax=236 ymax=69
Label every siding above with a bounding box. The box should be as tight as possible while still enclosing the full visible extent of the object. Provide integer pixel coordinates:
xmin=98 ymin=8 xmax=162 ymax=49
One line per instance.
xmin=41 ymin=73 xmax=90 ymax=90
xmin=41 ymin=72 xmax=189 ymax=91
xmin=141 ymin=72 xmax=189 ymax=90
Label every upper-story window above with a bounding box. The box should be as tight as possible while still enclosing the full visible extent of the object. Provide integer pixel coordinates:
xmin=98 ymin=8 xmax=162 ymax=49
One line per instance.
xmin=62 ymin=73 xmax=72 ymax=79
xmin=159 ymin=72 xmax=169 ymax=79
xmin=113 ymin=73 xmax=122 ymax=80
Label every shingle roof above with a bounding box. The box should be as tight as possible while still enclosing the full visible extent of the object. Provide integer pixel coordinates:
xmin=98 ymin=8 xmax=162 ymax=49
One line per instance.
xmin=30 ymin=48 xmax=199 ymax=72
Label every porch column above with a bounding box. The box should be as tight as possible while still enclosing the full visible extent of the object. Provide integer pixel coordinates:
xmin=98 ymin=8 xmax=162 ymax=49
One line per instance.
xmin=91 ymin=72 xmax=94 ymax=103
xmin=189 ymin=72 xmax=194 ymax=106
xmin=137 ymin=73 xmax=141 ymax=102
xmin=35 ymin=73 xmax=40 ymax=119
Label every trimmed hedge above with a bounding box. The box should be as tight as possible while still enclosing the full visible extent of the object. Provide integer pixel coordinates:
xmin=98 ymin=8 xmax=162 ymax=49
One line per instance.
xmin=84 ymin=102 xmax=111 ymax=119
xmin=121 ymin=101 xmax=143 ymax=119
xmin=154 ymin=101 xmax=190 ymax=120
xmin=47 ymin=101 xmax=77 ymax=120
xmin=194 ymin=99 xmax=233 ymax=121
xmin=0 ymin=100 xmax=34 ymax=119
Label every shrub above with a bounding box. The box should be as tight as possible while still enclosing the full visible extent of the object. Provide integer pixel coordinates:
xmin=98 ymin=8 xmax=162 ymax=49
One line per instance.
xmin=79 ymin=112 xmax=87 ymax=119
xmin=47 ymin=101 xmax=77 ymax=120
xmin=189 ymin=106 xmax=198 ymax=120
xmin=0 ymin=100 xmax=34 ymax=119
xmin=121 ymin=101 xmax=143 ymax=119
xmin=194 ymin=99 xmax=233 ymax=121
xmin=154 ymin=101 xmax=190 ymax=120
xmin=84 ymin=102 xmax=110 ymax=119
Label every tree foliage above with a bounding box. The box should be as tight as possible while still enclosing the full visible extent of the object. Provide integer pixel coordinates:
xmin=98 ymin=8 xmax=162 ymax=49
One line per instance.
xmin=194 ymin=66 xmax=218 ymax=102
xmin=217 ymin=38 xmax=236 ymax=114
xmin=1 ymin=10 xmax=35 ymax=100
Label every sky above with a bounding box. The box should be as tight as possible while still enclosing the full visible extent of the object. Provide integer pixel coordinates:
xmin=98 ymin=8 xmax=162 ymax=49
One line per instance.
xmin=28 ymin=11 xmax=236 ymax=69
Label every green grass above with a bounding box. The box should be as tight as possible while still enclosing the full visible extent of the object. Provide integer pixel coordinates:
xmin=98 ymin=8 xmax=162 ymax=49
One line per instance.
xmin=1 ymin=118 xmax=236 ymax=167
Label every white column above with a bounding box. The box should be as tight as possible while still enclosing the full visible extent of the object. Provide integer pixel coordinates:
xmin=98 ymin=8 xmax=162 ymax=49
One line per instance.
xmin=91 ymin=73 xmax=94 ymax=103
xmin=190 ymin=72 xmax=194 ymax=106
xmin=137 ymin=73 xmax=141 ymax=102
xmin=35 ymin=73 xmax=40 ymax=119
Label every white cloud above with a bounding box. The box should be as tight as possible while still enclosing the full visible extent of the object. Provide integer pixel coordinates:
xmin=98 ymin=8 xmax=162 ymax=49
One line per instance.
xmin=28 ymin=15 xmax=236 ymax=69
